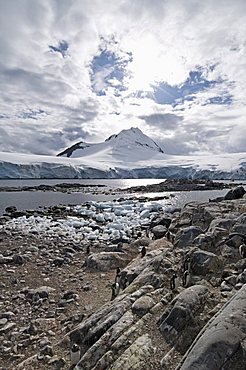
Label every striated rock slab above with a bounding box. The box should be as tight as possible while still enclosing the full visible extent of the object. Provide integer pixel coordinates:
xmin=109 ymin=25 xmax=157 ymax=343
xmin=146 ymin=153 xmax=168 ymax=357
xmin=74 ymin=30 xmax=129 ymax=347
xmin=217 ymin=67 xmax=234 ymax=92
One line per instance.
xmin=108 ymin=334 xmax=154 ymax=370
xmin=158 ymin=285 xmax=209 ymax=351
xmin=176 ymin=284 xmax=246 ymax=370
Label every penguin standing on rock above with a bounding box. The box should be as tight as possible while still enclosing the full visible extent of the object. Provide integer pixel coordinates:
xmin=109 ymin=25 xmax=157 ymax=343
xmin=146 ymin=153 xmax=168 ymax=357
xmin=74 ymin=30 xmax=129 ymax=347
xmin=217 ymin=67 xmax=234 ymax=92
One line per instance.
xmin=108 ymin=282 xmax=120 ymax=301
xmin=86 ymin=245 xmax=90 ymax=255
xmin=239 ymin=244 xmax=246 ymax=258
xmin=166 ymin=230 xmax=175 ymax=243
xmin=170 ymin=273 xmax=178 ymax=291
xmin=70 ymin=343 xmax=80 ymax=367
xmin=182 ymin=270 xmax=191 ymax=288
xmin=141 ymin=246 xmax=147 ymax=258
xmin=115 ymin=267 xmax=121 ymax=284
xmin=182 ymin=256 xmax=191 ymax=273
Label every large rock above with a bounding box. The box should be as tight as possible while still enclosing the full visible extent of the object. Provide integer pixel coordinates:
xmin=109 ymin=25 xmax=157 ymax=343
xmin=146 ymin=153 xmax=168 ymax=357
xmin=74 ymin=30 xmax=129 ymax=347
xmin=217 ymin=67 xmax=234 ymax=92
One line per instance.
xmin=131 ymin=295 xmax=155 ymax=316
xmin=158 ymin=285 xmax=209 ymax=351
xmin=176 ymin=284 xmax=246 ymax=370
xmin=119 ymin=249 xmax=165 ymax=289
xmin=152 ymin=225 xmax=167 ymax=239
xmin=86 ymin=252 xmax=127 ymax=271
xmin=208 ymin=217 xmax=236 ymax=231
xmin=224 ymin=186 xmax=245 ymax=200
xmin=174 ymin=226 xmax=203 ymax=248
xmin=191 ymin=250 xmax=224 ymax=276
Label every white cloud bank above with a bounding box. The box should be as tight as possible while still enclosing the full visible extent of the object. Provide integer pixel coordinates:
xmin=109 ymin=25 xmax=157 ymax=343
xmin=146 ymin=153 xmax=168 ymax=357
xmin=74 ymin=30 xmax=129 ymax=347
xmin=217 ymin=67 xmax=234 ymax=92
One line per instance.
xmin=0 ymin=0 xmax=246 ymax=155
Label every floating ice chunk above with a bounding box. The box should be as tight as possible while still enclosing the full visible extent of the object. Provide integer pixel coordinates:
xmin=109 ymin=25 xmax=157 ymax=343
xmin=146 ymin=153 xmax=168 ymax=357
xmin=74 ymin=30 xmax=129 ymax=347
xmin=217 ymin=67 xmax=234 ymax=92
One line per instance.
xmin=100 ymin=234 xmax=109 ymax=240
xmin=96 ymin=202 xmax=112 ymax=210
xmin=140 ymin=209 xmax=150 ymax=219
xmin=87 ymin=233 xmax=97 ymax=240
xmin=113 ymin=207 xmax=125 ymax=216
xmin=110 ymin=230 xmax=120 ymax=238
xmin=66 ymin=220 xmax=84 ymax=228
xmin=96 ymin=213 xmax=105 ymax=222
xmin=103 ymin=228 xmax=112 ymax=234
xmin=122 ymin=205 xmax=133 ymax=211
xmin=119 ymin=209 xmax=131 ymax=216
xmin=104 ymin=213 xmax=113 ymax=221
xmin=83 ymin=226 xmax=93 ymax=233
xmin=108 ymin=222 xmax=124 ymax=230
xmin=141 ymin=202 xmax=162 ymax=212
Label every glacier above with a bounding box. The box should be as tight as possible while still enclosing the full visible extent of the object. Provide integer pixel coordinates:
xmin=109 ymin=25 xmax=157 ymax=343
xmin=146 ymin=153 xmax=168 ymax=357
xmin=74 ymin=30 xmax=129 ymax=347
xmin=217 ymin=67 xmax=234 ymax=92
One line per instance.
xmin=0 ymin=128 xmax=245 ymax=179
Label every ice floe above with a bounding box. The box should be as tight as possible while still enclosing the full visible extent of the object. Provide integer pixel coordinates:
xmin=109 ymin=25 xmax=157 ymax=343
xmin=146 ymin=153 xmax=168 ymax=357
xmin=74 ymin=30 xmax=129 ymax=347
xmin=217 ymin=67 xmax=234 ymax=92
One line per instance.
xmin=2 ymin=198 xmax=168 ymax=243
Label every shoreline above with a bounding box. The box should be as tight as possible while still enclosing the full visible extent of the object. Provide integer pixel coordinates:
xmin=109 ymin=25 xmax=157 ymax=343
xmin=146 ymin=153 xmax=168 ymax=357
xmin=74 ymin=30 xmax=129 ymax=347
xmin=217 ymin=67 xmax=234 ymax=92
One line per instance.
xmin=0 ymin=178 xmax=244 ymax=193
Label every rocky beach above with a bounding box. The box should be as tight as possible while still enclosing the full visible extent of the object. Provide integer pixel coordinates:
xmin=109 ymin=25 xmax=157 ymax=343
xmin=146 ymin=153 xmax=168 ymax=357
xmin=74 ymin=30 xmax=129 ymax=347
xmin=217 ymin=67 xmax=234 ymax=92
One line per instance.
xmin=0 ymin=184 xmax=246 ymax=370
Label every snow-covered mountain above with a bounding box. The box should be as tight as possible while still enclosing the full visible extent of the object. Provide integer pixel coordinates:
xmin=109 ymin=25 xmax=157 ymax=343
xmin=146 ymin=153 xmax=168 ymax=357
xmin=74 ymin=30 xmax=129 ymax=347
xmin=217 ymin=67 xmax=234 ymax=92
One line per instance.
xmin=0 ymin=127 xmax=245 ymax=179
xmin=57 ymin=127 xmax=164 ymax=161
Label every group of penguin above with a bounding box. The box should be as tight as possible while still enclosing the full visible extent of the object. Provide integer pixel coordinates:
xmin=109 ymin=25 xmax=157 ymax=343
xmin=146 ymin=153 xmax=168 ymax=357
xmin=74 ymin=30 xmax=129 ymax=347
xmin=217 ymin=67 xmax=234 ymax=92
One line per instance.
xmin=170 ymin=254 xmax=191 ymax=291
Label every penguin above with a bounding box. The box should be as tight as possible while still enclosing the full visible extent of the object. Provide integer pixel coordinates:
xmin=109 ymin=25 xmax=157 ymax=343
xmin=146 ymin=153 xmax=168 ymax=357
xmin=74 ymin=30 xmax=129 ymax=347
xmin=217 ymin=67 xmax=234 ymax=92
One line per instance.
xmin=239 ymin=244 xmax=246 ymax=258
xmin=137 ymin=231 xmax=142 ymax=238
xmin=108 ymin=282 xmax=120 ymax=301
xmin=115 ymin=267 xmax=121 ymax=284
xmin=182 ymin=256 xmax=191 ymax=273
xmin=170 ymin=273 xmax=178 ymax=291
xmin=166 ymin=230 xmax=175 ymax=243
xmin=141 ymin=246 xmax=147 ymax=258
xmin=120 ymin=274 xmax=128 ymax=290
xmin=182 ymin=270 xmax=191 ymax=288
xmin=70 ymin=343 xmax=80 ymax=366
xmin=86 ymin=245 xmax=90 ymax=254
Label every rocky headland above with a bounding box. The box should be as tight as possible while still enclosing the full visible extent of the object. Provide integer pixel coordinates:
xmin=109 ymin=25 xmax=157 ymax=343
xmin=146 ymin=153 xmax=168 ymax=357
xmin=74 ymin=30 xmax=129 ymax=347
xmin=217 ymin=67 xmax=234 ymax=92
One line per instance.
xmin=0 ymin=179 xmax=242 ymax=194
xmin=0 ymin=186 xmax=246 ymax=370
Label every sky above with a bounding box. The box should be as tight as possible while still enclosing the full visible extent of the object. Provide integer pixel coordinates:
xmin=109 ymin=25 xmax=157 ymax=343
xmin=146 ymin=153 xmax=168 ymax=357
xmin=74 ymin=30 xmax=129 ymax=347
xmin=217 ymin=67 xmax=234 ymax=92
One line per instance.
xmin=0 ymin=0 xmax=246 ymax=156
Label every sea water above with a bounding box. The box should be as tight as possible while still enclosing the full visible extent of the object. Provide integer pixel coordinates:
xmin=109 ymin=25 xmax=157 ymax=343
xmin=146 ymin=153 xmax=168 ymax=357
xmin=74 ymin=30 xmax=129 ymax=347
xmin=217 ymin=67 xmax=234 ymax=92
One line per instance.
xmin=0 ymin=178 xmax=243 ymax=215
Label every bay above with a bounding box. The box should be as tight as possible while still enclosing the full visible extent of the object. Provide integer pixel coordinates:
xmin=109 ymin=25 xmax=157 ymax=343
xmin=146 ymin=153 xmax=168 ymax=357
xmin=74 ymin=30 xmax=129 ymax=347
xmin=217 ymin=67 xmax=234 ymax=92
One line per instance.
xmin=0 ymin=178 xmax=242 ymax=215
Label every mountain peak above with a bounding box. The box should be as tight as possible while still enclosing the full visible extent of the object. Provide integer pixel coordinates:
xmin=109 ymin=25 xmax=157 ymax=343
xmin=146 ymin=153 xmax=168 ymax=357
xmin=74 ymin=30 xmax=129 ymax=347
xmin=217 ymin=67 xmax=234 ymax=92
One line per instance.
xmin=105 ymin=127 xmax=141 ymax=142
xmin=57 ymin=127 xmax=164 ymax=159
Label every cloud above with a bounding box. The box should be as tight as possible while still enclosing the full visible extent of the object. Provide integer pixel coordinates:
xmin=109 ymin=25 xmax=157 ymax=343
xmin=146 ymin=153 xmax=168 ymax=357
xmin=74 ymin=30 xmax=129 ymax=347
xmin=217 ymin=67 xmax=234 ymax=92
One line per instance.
xmin=0 ymin=0 xmax=246 ymax=155
xmin=139 ymin=113 xmax=183 ymax=129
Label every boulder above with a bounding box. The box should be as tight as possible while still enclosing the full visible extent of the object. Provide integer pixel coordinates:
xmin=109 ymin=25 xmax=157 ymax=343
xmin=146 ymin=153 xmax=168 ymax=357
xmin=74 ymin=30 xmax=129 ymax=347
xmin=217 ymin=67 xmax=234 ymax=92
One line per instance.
xmin=208 ymin=217 xmax=236 ymax=231
xmin=5 ymin=206 xmax=17 ymax=213
xmin=224 ymin=186 xmax=245 ymax=200
xmin=131 ymin=296 xmax=155 ymax=316
xmin=151 ymin=225 xmax=167 ymax=239
xmin=174 ymin=226 xmax=203 ymax=248
xmin=230 ymin=223 xmax=246 ymax=236
xmin=193 ymin=233 xmax=213 ymax=251
xmin=150 ymin=215 xmax=172 ymax=228
xmin=191 ymin=250 xmax=223 ymax=276
xmin=86 ymin=252 xmax=127 ymax=271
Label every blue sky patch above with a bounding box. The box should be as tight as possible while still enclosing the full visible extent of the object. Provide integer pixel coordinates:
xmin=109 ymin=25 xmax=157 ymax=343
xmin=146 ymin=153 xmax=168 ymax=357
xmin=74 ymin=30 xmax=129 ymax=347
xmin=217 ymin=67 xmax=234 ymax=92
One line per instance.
xmin=91 ymin=40 xmax=132 ymax=96
xmin=205 ymin=94 xmax=233 ymax=105
xmin=49 ymin=40 xmax=69 ymax=58
xmin=152 ymin=67 xmax=227 ymax=106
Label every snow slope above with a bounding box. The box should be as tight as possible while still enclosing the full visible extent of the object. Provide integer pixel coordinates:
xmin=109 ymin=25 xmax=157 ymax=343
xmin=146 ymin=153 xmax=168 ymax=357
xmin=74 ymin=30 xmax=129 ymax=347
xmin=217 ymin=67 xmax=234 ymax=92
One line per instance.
xmin=0 ymin=127 xmax=245 ymax=179
xmin=57 ymin=127 xmax=165 ymax=162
